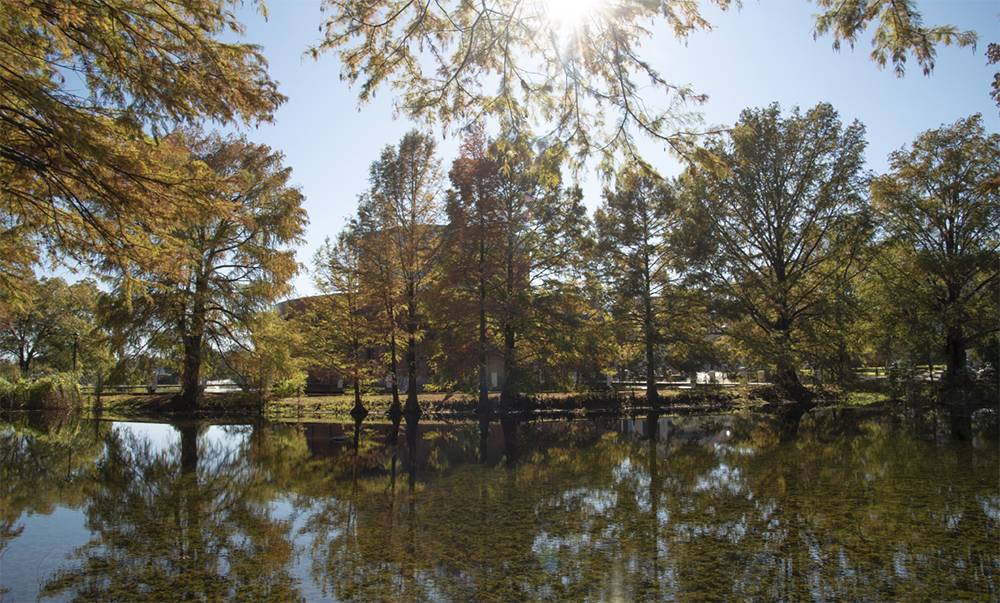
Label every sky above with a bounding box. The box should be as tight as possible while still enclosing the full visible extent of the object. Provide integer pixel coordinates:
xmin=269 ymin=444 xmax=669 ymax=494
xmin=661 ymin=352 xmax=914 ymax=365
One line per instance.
xmin=221 ymin=0 xmax=999 ymax=297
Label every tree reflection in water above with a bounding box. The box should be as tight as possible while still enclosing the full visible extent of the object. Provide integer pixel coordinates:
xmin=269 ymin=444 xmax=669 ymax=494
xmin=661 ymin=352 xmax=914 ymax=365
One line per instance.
xmin=0 ymin=409 xmax=107 ymax=599
xmin=0 ymin=407 xmax=996 ymax=601
xmin=38 ymin=420 xmax=301 ymax=601
xmin=296 ymin=410 xmax=997 ymax=601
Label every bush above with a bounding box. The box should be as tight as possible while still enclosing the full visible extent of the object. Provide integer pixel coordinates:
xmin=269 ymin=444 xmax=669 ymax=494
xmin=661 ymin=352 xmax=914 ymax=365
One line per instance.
xmin=272 ymin=371 xmax=306 ymax=399
xmin=0 ymin=377 xmax=14 ymax=408
xmin=29 ymin=373 xmax=81 ymax=407
xmin=0 ymin=373 xmax=81 ymax=409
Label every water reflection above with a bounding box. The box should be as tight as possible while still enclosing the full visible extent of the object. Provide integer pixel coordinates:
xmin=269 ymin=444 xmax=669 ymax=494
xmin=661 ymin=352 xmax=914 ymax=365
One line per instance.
xmin=0 ymin=408 xmax=996 ymax=601
xmin=35 ymin=419 xmax=298 ymax=601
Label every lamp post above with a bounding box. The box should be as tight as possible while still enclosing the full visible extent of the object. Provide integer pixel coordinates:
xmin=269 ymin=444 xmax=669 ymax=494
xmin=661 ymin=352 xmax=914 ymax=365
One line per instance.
xmin=72 ymin=332 xmax=79 ymax=372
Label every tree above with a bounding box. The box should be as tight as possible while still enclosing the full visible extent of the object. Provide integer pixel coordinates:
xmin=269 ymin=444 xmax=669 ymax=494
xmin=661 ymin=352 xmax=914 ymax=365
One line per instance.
xmin=440 ymin=125 xmax=499 ymax=414
xmin=0 ymin=276 xmax=101 ymax=375
xmin=486 ymin=135 xmax=588 ymax=407
xmin=352 ymin=216 xmax=402 ymax=415
xmin=853 ymin=243 xmax=941 ymax=378
xmin=226 ymin=310 xmax=306 ymax=403
xmin=312 ymin=229 xmax=377 ymax=418
xmin=438 ymin=128 xmax=600 ymax=406
xmin=870 ymin=115 xmax=1000 ymax=384
xmin=1 ymin=0 xmax=284 ymax=300
xmin=313 ymin=0 xmax=972 ymax=159
xmin=594 ymin=165 xmax=683 ymax=407
xmin=681 ymin=103 xmax=870 ymax=399
xmin=357 ymin=131 xmax=444 ymax=416
xmin=106 ymin=131 xmax=306 ymax=408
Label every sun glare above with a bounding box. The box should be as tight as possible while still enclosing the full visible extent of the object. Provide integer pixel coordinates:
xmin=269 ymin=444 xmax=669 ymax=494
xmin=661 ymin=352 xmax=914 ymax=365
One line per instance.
xmin=542 ymin=0 xmax=608 ymax=34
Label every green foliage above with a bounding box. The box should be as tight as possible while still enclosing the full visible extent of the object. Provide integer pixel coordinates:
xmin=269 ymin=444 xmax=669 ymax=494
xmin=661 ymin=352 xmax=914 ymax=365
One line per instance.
xmin=681 ymin=103 xmax=871 ymax=394
xmin=887 ymin=360 xmax=920 ymax=400
xmin=869 ymin=114 xmax=999 ymax=381
xmin=0 ymin=377 xmax=12 ymax=406
xmin=228 ymin=311 xmax=306 ymax=402
xmin=0 ymin=277 xmax=106 ymax=376
xmin=273 ymin=373 xmax=307 ymax=399
xmin=0 ymin=372 xmax=81 ymax=409
xmin=26 ymin=373 xmax=81 ymax=408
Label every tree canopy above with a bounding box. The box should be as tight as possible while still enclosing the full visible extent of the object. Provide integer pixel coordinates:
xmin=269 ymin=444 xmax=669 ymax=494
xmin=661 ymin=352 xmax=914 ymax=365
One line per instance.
xmin=105 ymin=131 xmax=306 ymax=407
xmin=0 ymin=0 xmax=285 ymax=299
xmin=313 ymin=0 xmax=974 ymax=161
xmin=594 ymin=165 xmax=682 ymax=405
xmin=681 ymin=103 xmax=871 ymax=397
xmin=0 ymin=276 xmax=101 ymax=375
xmin=870 ymin=114 xmax=999 ymax=382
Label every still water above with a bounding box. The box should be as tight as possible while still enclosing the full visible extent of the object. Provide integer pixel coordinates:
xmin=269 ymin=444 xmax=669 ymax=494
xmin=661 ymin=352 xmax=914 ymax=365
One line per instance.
xmin=0 ymin=408 xmax=997 ymax=602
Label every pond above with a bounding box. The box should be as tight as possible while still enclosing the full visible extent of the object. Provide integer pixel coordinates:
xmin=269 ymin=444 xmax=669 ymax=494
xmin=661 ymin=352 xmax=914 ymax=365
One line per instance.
xmin=0 ymin=407 xmax=997 ymax=601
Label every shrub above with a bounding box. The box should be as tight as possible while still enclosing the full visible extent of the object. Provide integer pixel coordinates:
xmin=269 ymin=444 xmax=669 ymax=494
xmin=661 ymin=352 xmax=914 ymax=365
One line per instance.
xmin=272 ymin=371 xmax=307 ymax=399
xmin=0 ymin=373 xmax=81 ymax=409
xmin=29 ymin=373 xmax=81 ymax=407
xmin=0 ymin=377 xmax=14 ymax=408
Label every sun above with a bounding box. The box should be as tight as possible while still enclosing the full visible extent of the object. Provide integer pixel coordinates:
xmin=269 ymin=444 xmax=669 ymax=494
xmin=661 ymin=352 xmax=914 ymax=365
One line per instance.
xmin=541 ymin=0 xmax=609 ymax=35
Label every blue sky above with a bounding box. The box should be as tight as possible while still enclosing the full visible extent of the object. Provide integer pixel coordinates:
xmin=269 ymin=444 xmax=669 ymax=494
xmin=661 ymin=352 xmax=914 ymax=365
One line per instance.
xmin=225 ymin=0 xmax=998 ymax=297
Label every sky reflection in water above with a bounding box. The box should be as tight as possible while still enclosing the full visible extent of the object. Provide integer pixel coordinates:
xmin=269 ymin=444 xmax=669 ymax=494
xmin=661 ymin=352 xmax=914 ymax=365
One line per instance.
xmin=0 ymin=408 xmax=996 ymax=602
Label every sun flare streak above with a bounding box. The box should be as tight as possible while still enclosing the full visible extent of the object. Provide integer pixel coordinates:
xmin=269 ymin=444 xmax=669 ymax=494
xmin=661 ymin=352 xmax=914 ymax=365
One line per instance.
xmin=542 ymin=0 xmax=610 ymax=35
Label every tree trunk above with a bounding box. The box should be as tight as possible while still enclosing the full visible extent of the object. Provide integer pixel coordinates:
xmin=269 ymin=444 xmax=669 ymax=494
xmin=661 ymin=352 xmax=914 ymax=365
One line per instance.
xmin=944 ymin=323 xmax=967 ymax=384
xmin=18 ymin=345 xmax=31 ymax=375
xmin=351 ymin=370 xmax=368 ymax=421
xmin=773 ymin=313 xmax=808 ymax=401
xmin=499 ymin=238 xmax=516 ymax=411
xmin=477 ymin=233 xmax=490 ymax=416
xmin=180 ymin=293 xmax=206 ymax=410
xmin=500 ymin=326 xmax=516 ymax=410
xmin=644 ymin=340 xmax=659 ymax=408
xmin=775 ymin=357 xmax=808 ymax=402
xmin=180 ymin=334 xmax=203 ymax=409
xmin=403 ymin=280 xmax=420 ymax=417
xmin=643 ymin=291 xmax=659 ymax=409
xmin=641 ymin=237 xmax=660 ymax=408
xmin=387 ymin=322 xmax=401 ymax=418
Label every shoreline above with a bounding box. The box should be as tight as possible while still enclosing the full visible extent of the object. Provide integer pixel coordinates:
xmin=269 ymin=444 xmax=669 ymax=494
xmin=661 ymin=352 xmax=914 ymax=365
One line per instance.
xmin=4 ymin=382 xmax=995 ymax=425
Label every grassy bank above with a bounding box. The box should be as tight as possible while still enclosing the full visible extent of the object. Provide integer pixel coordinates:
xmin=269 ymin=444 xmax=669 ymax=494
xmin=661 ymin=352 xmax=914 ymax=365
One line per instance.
xmin=69 ymin=386 xmax=775 ymax=419
xmin=86 ymin=391 xmax=266 ymax=416
xmin=263 ymin=385 xmax=802 ymax=420
xmin=9 ymin=376 xmax=988 ymax=421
